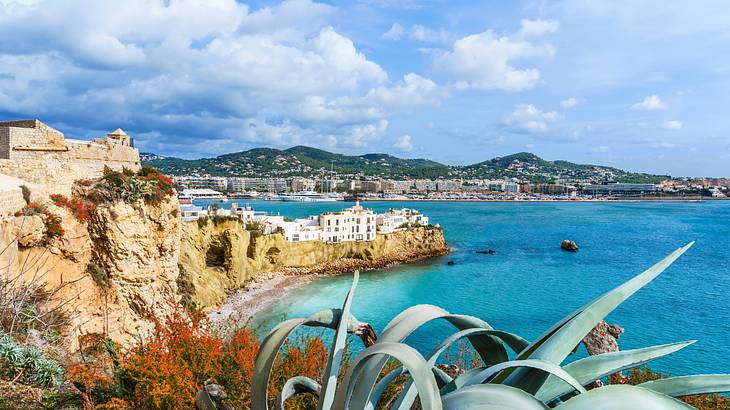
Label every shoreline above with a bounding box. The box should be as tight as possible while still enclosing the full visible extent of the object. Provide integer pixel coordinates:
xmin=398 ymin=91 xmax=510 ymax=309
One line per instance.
xmin=207 ymin=272 xmax=314 ymax=326
xmin=207 ymin=244 xmax=451 ymax=325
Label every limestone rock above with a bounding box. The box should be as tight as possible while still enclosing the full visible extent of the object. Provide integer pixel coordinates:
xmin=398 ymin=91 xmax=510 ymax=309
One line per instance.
xmin=583 ymin=320 xmax=624 ymax=356
xmin=561 ymin=239 xmax=579 ymax=252
xmin=14 ymin=215 xmax=45 ymax=247
xmin=10 ymin=194 xmax=181 ymax=351
xmin=179 ymin=221 xmax=450 ymax=310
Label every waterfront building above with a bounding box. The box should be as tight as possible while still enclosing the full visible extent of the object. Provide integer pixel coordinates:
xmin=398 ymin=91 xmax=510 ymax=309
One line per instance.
xmin=180 ymin=204 xmax=205 ymax=221
xmin=361 ymin=180 xmax=381 ymax=193
xmin=377 ymin=208 xmax=429 ymax=233
xmin=583 ymin=183 xmax=657 ymax=196
xmin=390 ymin=180 xmax=413 ymax=193
xmin=230 ymin=202 xmax=255 ymax=223
xmin=437 ymin=180 xmax=462 ymax=192
xmin=414 ymin=179 xmax=438 ymax=192
xmin=227 ymin=177 xmax=264 ymax=193
xmin=175 ymin=176 xmax=227 ymax=191
xmin=319 ymin=201 xmax=376 ymax=243
xmin=289 ymin=177 xmax=316 ymax=192
xmin=281 ymin=216 xmax=324 ymax=242
xmin=180 ymin=188 xmax=225 ymax=199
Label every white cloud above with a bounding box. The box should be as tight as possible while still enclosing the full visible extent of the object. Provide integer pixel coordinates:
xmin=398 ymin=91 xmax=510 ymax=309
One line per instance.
xmin=560 ymin=97 xmax=579 ymax=108
xmin=505 ymin=104 xmax=562 ymax=133
xmin=663 ymin=120 xmax=683 ymax=129
xmin=632 ymin=94 xmax=667 ymax=110
xmin=519 ymin=19 xmax=560 ymax=37
xmin=650 ymin=141 xmax=675 ymax=148
xmin=434 ymin=26 xmax=555 ymax=91
xmin=591 ymin=145 xmax=610 ymax=153
xmin=382 ymin=23 xmax=404 ymax=40
xmin=0 ymin=0 xmax=421 ymax=157
xmin=393 ymin=134 xmax=413 ymax=151
xmin=409 ymin=25 xmax=450 ymax=43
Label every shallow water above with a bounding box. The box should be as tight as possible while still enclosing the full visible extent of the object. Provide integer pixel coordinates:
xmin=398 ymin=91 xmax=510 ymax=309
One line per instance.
xmin=198 ymin=199 xmax=730 ymax=374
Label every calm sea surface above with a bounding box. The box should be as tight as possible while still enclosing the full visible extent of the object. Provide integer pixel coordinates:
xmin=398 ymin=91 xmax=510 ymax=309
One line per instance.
xmin=198 ymin=199 xmax=730 ymax=374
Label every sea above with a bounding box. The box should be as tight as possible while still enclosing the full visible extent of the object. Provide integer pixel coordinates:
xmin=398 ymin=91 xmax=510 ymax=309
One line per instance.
xmin=195 ymin=199 xmax=730 ymax=375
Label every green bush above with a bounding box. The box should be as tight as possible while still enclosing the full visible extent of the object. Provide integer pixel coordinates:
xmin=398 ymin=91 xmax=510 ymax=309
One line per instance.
xmin=86 ymin=262 xmax=111 ymax=290
xmin=0 ymin=331 xmax=64 ymax=387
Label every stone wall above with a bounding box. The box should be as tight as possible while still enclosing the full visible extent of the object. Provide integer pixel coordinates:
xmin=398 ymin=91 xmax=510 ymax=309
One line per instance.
xmin=0 ymin=120 xmax=140 ymax=196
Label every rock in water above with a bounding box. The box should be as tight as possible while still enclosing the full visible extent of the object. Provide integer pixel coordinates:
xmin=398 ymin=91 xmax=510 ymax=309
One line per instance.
xmin=447 ymin=260 xmax=455 ymax=265
xmin=476 ymin=249 xmax=497 ymax=254
xmin=561 ymin=240 xmax=579 ymax=252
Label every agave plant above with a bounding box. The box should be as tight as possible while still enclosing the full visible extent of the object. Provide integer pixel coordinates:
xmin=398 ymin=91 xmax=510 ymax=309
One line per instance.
xmin=252 ymin=242 xmax=730 ymax=409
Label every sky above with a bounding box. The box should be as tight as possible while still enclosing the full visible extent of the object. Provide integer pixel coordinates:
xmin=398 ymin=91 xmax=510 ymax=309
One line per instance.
xmin=1 ymin=0 xmax=729 ymax=177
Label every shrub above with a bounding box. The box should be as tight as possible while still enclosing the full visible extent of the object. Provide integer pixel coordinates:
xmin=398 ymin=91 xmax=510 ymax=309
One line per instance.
xmin=63 ymin=305 xmax=338 ymax=410
xmin=86 ymin=262 xmax=112 ymax=290
xmin=617 ymin=367 xmax=730 ymax=409
xmin=50 ymin=194 xmax=95 ymax=223
xmin=0 ymin=331 xmax=64 ymax=387
xmin=88 ymin=166 xmax=174 ymax=205
xmin=14 ymin=202 xmax=64 ymax=241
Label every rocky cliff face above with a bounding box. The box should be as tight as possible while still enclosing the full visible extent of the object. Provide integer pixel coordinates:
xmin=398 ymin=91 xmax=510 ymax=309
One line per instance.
xmin=179 ymin=219 xmax=449 ymax=309
xmin=1 ymin=193 xmax=180 ymax=351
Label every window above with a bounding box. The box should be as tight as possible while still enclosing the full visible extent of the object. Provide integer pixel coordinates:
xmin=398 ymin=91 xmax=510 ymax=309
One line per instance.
xmin=327 ymin=220 xmax=331 ymax=226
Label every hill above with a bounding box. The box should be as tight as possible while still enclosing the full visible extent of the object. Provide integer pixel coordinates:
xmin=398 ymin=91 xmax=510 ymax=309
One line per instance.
xmin=141 ymin=148 xmax=668 ymax=183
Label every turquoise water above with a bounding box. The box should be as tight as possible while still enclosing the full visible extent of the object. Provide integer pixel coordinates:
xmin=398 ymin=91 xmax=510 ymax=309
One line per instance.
xmin=199 ymin=199 xmax=730 ymax=375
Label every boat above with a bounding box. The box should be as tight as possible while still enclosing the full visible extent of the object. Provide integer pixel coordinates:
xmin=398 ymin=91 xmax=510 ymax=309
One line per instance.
xmin=280 ymin=191 xmax=343 ymax=202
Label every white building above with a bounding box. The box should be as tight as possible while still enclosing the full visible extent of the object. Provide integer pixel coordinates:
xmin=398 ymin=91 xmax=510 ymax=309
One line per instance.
xmin=320 ymin=201 xmax=376 ymax=243
xmin=180 ymin=188 xmax=225 ymax=199
xmin=180 ymin=204 xmax=206 ymax=221
xmin=377 ymin=208 xmax=430 ymax=233
xmin=175 ymin=176 xmax=227 ymax=191
xmin=281 ymin=216 xmax=324 ymax=242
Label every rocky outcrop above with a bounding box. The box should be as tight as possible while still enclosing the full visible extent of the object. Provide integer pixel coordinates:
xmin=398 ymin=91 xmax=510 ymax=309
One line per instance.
xmin=561 ymin=239 xmax=579 ymax=252
xmin=582 ymin=320 xmax=624 ymax=356
xmin=2 ymin=194 xmax=181 ymax=351
xmin=179 ymin=220 xmax=449 ymax=309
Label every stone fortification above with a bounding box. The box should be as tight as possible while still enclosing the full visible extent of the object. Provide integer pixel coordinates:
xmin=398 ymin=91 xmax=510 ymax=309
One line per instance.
xmin=0 ymin=120 xmax=140 ymax=196
xmin=178 ymin=219 xmax=450 ymax=309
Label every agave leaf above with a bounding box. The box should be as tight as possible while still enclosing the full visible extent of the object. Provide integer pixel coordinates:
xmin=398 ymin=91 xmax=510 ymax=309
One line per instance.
xmin=554 ymin=385 xmax=694 ymax=409
xmin=535 ymin=341 xmax=695 ymax=402
xmin=494 ymin=242 xmax=694 ymax=393
xmin=333 ymin=342 xmax=442 ymax=410
xmin=278 ymin=376 xmax=321 ymax=410
xmin=441 ymin=367 xmax=487 ymax=396
xmin=393 ymin=328 xmax=530 ymax=410
xmin=639 ymin=374 xmax=730 ymax=397
xmin=462 ymin=359 xmax=587 ymax=396
xmin=441 ymin=384 xmax=549 ymax=410
xmin=252 ymin=275 xmax=368 ymax=409
xmin=347 ymin=305 xmax=508 ymax=410
xmin=318 ymin=271 xmax=359 ymax=410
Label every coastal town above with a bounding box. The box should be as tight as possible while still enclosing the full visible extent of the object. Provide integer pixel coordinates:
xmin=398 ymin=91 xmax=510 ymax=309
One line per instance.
xmin=180 ymin=199 xmax=431 ymax=243
xmin=172 ymin=173 xmax=730 ymax=202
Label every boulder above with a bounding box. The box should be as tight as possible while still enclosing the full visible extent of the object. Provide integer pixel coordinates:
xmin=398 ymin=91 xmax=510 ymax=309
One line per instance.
xmin=14 ymin=215 xmax=45 ymax=247
xmin=561 ymin=240 xmax=579 ymax=252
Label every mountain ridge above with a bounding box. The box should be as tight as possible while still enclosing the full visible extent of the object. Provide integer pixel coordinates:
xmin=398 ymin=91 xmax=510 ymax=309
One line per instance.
xmin=140 ymin=147 xmax=668 ymax=183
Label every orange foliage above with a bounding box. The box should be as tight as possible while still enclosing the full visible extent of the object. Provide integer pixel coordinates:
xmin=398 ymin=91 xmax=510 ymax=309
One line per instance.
xmin=50 ymin=193 xmax=96 ymax=222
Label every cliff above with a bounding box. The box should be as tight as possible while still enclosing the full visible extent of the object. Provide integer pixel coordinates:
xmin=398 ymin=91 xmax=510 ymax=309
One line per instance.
xmin=179 ymin=219 xmax=449 ymax=309
xmin=0 ymin=175 xmax=180 ymax=351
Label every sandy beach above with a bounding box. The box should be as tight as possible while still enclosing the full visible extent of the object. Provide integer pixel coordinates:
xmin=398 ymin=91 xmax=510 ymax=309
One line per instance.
xmin=207 ymin=272 xmax=314 ymax=326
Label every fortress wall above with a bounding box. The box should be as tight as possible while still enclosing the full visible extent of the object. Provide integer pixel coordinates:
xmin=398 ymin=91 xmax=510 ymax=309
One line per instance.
xmin=0 ymin=188 xmax=25 ymax=216
xmin=0 ymin=121 xmax=140 ymax=196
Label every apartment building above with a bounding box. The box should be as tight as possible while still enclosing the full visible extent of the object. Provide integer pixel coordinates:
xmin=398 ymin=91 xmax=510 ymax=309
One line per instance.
xmin=319 ymin=201 xmax=376 ymax=243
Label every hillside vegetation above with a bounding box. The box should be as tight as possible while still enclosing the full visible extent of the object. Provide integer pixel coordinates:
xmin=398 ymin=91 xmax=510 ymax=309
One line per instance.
xmin=141 ymin=147 xmax=668 ymax=183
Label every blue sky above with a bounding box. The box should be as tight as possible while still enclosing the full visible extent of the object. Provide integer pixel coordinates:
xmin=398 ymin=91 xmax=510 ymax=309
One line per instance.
xmin=1 ymin=0 xmax=729 ymax=176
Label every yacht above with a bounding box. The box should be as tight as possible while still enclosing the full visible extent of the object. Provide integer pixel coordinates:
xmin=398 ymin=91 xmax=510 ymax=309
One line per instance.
xmin=280 ymin=191 xmax=343 ymax=202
